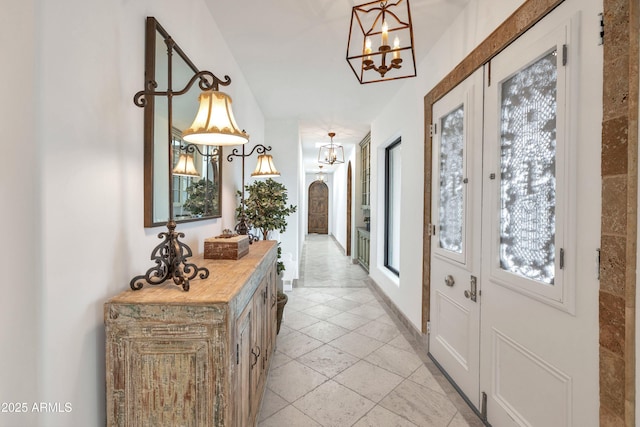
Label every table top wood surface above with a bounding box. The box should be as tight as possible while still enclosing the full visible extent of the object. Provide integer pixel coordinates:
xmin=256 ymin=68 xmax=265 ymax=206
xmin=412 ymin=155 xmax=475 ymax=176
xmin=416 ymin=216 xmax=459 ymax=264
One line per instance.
xmin=106 ymin=240 xmax=277 ymax=306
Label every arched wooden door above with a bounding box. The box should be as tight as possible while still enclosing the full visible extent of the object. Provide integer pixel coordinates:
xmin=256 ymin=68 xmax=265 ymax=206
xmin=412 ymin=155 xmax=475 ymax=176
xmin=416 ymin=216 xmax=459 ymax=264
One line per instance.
xmin=308 ymin=181 xmax=328 ymax=234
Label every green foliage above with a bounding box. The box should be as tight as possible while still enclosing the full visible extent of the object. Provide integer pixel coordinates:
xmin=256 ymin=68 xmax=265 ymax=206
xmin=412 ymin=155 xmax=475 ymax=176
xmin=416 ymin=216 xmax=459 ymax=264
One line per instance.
xmin=237 ymin=178 xmax=297 ymax=241
xmin=183 ymin=178 xmax=218 ymax=216
xmin=277 ymin=243 xmax=285 ymax=275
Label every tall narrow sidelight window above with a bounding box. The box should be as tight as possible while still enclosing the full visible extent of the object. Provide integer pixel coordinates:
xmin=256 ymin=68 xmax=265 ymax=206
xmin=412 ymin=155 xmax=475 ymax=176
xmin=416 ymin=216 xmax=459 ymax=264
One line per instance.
xmin=385 ymin=139 xmax=401 ymax=276
xmin=499 ymin=49 xmax=557 ymax=285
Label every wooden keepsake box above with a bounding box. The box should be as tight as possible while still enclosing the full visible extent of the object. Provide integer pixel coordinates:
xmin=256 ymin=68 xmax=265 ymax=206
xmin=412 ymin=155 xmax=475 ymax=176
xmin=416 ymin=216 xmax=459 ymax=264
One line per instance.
xmin=204 ymin=235 xmax=250 ymax=260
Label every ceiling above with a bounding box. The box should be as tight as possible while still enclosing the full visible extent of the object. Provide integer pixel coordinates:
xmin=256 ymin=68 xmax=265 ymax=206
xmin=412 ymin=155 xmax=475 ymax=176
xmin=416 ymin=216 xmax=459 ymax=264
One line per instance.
xmin=205 ymin=0 xmax=470 ymax=174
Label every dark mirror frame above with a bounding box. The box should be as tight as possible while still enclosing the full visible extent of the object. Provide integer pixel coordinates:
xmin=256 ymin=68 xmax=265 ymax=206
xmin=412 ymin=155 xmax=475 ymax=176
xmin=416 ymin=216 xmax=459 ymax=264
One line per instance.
xmin=142 ymin=17 xmax=223 ymax=227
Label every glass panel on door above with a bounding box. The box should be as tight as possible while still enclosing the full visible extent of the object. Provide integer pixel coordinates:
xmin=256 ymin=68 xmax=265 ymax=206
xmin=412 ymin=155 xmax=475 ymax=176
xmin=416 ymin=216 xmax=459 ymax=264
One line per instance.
xmin=439 ymin=106 xmax=465 ymax=254
xmin=499 ymin=49 xmax=558 ymax=285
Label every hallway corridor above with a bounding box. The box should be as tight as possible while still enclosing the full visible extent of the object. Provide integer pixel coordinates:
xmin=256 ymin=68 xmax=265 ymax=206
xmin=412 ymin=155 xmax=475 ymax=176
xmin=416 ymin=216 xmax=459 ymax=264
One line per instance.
xmin=258 ymin=235 xmax=483 ymax=426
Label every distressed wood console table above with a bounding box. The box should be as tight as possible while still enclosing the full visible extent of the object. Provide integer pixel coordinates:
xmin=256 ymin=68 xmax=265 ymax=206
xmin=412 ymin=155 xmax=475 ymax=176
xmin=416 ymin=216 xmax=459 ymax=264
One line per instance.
xmin=105 ymin=240 xmax=277 ymax=426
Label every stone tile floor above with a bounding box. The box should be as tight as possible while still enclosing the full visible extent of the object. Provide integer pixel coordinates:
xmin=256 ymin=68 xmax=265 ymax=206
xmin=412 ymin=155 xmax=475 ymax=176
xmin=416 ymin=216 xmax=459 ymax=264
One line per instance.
xmin=258 ymin=235 xmax=484 ymax=427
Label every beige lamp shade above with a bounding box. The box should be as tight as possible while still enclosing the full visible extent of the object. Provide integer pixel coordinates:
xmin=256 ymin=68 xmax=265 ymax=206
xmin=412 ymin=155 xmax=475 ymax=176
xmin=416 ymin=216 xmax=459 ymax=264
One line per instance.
xmin=251 ymin=154 xmax=280 ymax=178
xmin=173 ymin=153 xmax=200 ymax=177
xmin=183 ymin=90 xmax=249 ymax=146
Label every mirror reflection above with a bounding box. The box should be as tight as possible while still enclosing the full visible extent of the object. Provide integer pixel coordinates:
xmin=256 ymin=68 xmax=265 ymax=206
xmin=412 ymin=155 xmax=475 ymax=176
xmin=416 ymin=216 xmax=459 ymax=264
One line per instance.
xmin=144 ymin=18 xmax=222 ymax=227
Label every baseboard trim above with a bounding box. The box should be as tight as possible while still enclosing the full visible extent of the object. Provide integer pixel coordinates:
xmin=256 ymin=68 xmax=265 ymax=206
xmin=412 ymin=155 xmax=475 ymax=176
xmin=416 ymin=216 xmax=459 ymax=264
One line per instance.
xmin=366 ymin=277 xmax=427 ymax=350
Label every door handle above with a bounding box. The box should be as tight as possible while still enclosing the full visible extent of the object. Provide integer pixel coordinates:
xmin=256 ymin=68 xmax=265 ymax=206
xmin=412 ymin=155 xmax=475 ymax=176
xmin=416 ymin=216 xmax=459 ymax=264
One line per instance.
xmin=251 ymin=345 xmax=261 ymax=368
xmin=464 ymin=275 xmax=478 ymax=302
xmin=445 ymin=275 xmax=455 ymax=287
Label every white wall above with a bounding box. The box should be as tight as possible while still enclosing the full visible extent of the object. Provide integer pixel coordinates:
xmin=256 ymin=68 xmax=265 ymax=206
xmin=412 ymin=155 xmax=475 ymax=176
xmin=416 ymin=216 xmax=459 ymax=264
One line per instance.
xmin=263 ymin=120 xmax=300 ymax=273
xmin=0 ymin=1 xmax=40 ymax=426
xmin=1 ymin=1 xmax=266 ymax=426
xmin=329 ymin=146 xmax=357 ymax=252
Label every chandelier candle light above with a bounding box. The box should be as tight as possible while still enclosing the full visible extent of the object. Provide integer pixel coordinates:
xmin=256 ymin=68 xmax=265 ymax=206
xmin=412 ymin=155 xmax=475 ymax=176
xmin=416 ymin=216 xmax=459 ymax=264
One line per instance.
xmin=347 ymin=0 xmax=416 ymax=84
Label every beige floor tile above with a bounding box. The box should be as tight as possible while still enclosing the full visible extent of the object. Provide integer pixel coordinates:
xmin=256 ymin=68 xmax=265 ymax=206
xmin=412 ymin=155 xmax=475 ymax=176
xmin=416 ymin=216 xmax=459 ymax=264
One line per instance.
xmin=304 ymin=292 xmax=340 ymax=303
xmin=284 ymin=296 xmax=319 ymax=312
xmin=365 ymin=344 xmax=424 ymax=378
xmin=334 ymin=360 xmax=404 ymax=402
xmin=269 ymin=350 xmax=292 ymax=370
xmin=266 ymin=360 xmax=327 ymax=402
xmin=342 ymin=292 xmax=376 ymax=304
xmin=352 ymin=406 xmax=418 ymax=427
xmin=380 ymin=380 xmax=458 ymax=427
xmin=258 ymin=389 xmax=289 ymax=421
xmin=282 ymin=310 xmax=322 ymax=331
xmin=354 ymin=320 xmax=401 ymax=343
xmin=324 ymin=297 xmax=363 ymax=312
xmin=293 ymin=380 xmax=375 ymax=427
xmin=258 ymin=235 xmax=483 ymax=427
xmin=387 ymin=334 xmax=415 ymax=352
xmin=348 ymin=303 xmax=388 ymax=320
xmin=299 ymin=320 xmax=350 ymax=343
xmin=375 ymin=313 xmax=398 ymax=326
xmin=276 ymin=330 xmax=324 ymax=359
xmin=298 ymin=344 xmax=360 ymax=378
xmin=408 ymin=365 xmax=447 ymax=395
xmin=326 ymin=312 xmax=372 ymax=330
xmin=303 ymin=303 xmax=343 ymax=320
xmin=329 ymin=331 xmax=385 ymax=358
xmin=448 ymin=411 xmax=472 ymax=427
xmin=258 ymin=404 xmax=322 ymax=427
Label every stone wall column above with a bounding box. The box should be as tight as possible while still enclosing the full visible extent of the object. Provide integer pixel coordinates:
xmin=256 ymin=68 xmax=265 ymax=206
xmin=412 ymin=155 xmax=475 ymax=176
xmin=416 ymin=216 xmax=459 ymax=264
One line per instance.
xmin=600 ymin=0 xmax=639 ymax=425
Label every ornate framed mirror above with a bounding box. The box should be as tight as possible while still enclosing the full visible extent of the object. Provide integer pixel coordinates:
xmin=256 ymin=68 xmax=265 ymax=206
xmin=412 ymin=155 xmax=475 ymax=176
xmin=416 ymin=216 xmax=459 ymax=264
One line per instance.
xmin=142 ymin=17 xmax=222 ymax=227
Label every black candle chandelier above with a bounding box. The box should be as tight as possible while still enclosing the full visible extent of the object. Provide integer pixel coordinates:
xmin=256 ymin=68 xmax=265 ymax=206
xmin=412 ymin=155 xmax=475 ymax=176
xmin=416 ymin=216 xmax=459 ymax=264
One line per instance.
xmin=346 ymin=0 xmax=417 ymax=84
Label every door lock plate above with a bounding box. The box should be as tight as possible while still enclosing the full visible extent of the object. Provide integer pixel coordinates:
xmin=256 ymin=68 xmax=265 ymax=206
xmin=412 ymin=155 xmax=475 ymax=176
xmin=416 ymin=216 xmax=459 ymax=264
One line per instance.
xmin=464 ymin=275 xmax=478 ymax=302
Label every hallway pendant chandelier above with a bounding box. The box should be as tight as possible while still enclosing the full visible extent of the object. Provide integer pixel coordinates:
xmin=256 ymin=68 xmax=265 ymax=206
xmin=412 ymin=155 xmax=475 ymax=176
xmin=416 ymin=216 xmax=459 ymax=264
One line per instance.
xmin=318 ymin=132 xmax=345 ymax=165
xmin=346 ymin=0 xmax=417 ymax=84
xmin=316 ymin=165 xmax=326 ymax=182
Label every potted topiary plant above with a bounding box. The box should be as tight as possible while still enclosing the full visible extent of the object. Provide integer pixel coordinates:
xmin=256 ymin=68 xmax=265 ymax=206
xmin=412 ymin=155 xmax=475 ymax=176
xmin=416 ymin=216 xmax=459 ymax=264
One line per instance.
xmin=237 ymin=178 xmax=297 ymax=333
xmin=236 ymin=178 xmax=297 ymax=241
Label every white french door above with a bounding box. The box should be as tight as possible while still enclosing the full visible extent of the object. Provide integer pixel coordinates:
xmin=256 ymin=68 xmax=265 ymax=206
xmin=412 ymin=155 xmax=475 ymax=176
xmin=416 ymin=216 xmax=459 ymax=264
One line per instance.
xmin=429 ymin=66 xmax=484 ymax=409
xmin=430 ymin=6 xmax=600 ymax=426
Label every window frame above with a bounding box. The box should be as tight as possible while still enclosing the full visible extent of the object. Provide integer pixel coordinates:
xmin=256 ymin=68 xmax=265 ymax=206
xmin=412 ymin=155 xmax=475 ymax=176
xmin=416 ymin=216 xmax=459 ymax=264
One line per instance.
xmin=384 ymin=138 xmax=402 ymax=276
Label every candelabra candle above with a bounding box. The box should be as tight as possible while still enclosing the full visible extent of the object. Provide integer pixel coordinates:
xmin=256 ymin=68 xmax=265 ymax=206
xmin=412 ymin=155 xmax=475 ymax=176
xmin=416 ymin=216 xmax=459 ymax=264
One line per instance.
xmin=393 ymin=36 xmax=400 ymax=60
xmin=365 ymin=37 xmax=372 ymax=60
xmin=381 ymin=20 xmax=389 ymax=46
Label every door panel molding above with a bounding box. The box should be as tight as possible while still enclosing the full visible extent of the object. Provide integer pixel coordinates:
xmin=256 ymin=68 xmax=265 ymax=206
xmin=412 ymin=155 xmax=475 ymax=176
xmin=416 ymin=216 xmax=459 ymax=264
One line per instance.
xmin=492 ymin=329 xmax=572 ymax=427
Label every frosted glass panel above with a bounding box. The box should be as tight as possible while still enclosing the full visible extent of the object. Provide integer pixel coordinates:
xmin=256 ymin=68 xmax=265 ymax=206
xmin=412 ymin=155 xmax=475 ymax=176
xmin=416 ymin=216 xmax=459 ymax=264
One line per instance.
xmin=500 ymin=50 xmax=557 ymax=285
xmin=439 ymin=106 xmax=465 ymax=254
